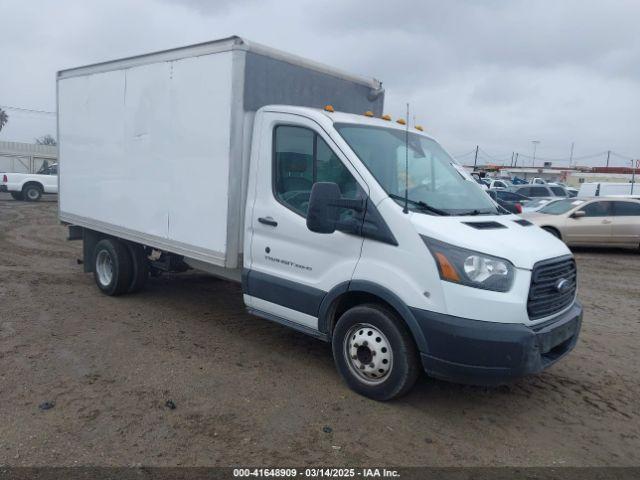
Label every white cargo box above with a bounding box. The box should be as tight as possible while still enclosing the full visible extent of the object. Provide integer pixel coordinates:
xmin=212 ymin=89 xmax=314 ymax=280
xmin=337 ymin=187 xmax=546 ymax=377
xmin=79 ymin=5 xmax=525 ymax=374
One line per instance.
xmin=58 ymin=36 xmax=384 ymax=268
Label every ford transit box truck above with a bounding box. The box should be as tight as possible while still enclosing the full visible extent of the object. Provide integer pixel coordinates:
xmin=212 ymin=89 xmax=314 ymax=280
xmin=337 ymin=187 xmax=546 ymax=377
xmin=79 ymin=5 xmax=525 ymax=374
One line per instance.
xmin=58 ymin=36 xmax=582 ymax=400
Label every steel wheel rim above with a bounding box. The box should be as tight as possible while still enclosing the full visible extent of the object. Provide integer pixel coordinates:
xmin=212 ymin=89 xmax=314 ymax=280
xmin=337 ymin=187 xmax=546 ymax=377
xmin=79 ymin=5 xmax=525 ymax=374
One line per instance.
xmin=343 ymin=323 xmax=393 ymax=385
xmin=27 ymin=188 xmax=39 ymax=200
xmin=96 ymin=250 xmax=114 ymax=286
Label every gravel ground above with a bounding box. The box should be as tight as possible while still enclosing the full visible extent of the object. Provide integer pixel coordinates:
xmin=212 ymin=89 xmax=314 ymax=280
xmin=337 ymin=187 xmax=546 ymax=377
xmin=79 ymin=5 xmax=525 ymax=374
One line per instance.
xmin=0 ymin=193 xmax=639 ymax=467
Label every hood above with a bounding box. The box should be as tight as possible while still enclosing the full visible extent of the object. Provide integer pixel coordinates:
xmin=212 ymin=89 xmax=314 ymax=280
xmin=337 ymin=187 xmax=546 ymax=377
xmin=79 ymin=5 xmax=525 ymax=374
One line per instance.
xmin=409 ymin=213 xmax=571 ymax=270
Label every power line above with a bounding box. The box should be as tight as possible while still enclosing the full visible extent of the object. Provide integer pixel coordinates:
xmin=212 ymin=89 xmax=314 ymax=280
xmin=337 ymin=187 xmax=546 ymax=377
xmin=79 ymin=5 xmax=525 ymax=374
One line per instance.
xmin=0 ymin=105 xmax=55 ymax=115
xmin=457 ymin=147 xmax=638 ymax=167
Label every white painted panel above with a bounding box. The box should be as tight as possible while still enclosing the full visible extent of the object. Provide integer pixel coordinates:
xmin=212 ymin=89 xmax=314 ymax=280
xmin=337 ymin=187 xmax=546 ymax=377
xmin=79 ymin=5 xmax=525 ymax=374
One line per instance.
xmin=59 ymin=51 xmax=235 ymax=261
xmin=166 ymin=53 xmax=233 ymax=253
xmin=246 ymin=296 xmax=318 ymax=330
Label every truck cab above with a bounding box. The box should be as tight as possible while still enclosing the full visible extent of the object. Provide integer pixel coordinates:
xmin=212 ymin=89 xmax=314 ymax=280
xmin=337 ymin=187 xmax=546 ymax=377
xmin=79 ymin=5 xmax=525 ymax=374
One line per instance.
xmin=242 ymin=106 xmax=582 ymax=399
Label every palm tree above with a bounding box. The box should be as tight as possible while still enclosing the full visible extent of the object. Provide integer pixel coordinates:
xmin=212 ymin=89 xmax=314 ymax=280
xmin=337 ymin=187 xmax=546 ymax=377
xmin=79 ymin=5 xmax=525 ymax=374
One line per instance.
xmin=0 ymin=108 xmax=8 ymax=132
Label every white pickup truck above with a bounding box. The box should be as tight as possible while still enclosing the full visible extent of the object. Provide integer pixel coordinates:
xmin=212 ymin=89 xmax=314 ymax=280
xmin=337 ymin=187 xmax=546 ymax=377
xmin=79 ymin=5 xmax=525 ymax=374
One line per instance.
xmin=1 ymin=163 xmax=58 ymax=201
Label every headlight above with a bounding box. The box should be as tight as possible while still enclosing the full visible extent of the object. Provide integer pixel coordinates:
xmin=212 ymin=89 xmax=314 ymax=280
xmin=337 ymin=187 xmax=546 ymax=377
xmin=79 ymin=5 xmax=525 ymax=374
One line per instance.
xmin=421 ymin=236 xmax=514 ymax=292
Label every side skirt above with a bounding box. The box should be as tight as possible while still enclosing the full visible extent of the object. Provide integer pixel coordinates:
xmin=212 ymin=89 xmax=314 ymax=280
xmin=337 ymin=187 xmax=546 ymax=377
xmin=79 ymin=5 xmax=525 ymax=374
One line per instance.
xmin=246 ymin=307 xmax=329 ymax=342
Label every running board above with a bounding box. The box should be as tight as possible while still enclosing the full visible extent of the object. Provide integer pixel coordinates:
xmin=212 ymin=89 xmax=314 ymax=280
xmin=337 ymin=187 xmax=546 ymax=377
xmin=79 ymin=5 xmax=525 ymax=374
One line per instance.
xmin=247 ymin=308 xmax=329 ymax=342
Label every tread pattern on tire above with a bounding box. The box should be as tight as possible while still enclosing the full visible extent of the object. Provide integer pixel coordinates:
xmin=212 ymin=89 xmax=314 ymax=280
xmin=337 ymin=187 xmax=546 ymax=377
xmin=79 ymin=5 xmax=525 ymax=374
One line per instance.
xmin=332 ymin=303 xmax=420 ymax=401
xmin=22 ymin=184 xmax=43 ymax=202
xmin=125 ymin=242 xmax=149 ymax=293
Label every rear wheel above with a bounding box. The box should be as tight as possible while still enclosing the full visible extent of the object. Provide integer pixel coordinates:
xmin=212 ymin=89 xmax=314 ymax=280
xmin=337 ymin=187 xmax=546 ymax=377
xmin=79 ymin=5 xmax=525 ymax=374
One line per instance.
xmin=23 ymin=184 xmax=43 ymax=202
xmin=332 ymin=304 xmax=420 ymax=401
xmin=10 ymin=192 xmax=24 ymax=201
xmin=93 ymin=238 xmax=133 ymax=296
xmin=125 ymin=242 xmax=149 ymax=293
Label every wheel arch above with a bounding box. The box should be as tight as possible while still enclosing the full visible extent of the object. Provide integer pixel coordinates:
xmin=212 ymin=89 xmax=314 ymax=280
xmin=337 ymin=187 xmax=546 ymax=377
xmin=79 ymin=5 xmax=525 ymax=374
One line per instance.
xmin=318 ymin=280 xmax=428 ymax=353
xmin=541 ymin=225 xmax=562 ymax=240
xmin=21 ymin=180 xmax=44 ymax=192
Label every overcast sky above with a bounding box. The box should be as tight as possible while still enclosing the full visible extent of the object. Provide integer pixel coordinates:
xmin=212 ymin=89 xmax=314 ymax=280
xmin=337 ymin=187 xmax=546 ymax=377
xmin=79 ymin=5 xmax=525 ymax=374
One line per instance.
xmin=1 ymin=0 xmax=639 ymax=167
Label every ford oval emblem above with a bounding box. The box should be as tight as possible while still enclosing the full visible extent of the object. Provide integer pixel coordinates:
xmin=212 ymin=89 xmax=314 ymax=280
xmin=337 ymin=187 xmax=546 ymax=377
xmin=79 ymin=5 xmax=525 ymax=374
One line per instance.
xmin=555 ymin=278 xmax=570 ymax=293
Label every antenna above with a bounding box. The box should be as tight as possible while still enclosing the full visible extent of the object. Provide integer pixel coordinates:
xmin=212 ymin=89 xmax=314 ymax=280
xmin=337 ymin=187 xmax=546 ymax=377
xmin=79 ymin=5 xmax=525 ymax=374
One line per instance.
xmin=403 ymin=103 xmax=410 ymax=214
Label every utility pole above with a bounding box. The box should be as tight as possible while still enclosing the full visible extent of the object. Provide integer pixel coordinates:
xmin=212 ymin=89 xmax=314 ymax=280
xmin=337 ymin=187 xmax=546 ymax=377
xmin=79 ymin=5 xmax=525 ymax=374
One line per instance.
xmin=473 ymin=145 xmax=479 ymax=171
xmin=514 ymin=153 xmax=519 ymax=167
xmin=569 ymin=142 xmax=574 ymax=168
xmin=606 ymin=150 xmax=611 ymax=168
xmin=510 ymin=152 xmax=514 ymax=167
xmin=531 ymin=140 xmax=540 ymax=167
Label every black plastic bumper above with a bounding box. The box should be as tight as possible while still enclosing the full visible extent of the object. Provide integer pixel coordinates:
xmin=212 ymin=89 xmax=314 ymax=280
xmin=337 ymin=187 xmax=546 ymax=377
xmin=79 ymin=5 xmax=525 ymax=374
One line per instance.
xmin=412 ymin=301 xmax=583 ymax=385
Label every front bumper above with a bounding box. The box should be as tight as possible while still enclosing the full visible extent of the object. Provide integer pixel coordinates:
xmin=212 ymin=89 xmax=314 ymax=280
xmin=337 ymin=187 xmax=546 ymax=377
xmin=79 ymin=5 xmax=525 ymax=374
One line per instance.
xmin=412 ymin=301 xmax=583 ymax=385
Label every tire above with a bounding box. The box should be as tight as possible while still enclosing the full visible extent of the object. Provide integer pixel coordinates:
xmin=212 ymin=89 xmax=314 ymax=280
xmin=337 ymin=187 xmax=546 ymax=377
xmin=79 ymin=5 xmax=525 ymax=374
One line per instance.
xmin=332 ymin=304 xmax=420 ymax=401
xmin=22 ymin=184 xmax=43 ymax=202
xmin=93 ymin=238 xmax=133 ymax=296
xmin=542 ymin=226 xmax=561 ymax=239
xmin=10 ymin=192 xmax=24 ymax=201
xmin=125 ymin=242 xmax=149 ymax=293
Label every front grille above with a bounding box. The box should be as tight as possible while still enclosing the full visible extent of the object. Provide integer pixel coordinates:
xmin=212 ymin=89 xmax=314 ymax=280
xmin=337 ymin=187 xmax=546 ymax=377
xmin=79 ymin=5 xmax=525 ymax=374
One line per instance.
xmin=528 ymin=256 xmax=577 ymax=320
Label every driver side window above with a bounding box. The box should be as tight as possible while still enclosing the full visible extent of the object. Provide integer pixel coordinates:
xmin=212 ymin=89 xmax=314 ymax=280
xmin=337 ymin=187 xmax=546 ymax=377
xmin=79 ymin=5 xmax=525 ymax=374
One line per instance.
xmin=273 ymin=125 xmax=359 ymax=216
xmin=579 ymin=201 xmax=611 ymax=217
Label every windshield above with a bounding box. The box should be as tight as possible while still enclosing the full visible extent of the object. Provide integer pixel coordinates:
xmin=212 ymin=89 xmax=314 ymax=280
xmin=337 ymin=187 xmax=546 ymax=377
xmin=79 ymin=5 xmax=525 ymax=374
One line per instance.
xmin=539 ymin=199 xmax=585 ymax=215
xmin=335 ymin=124 xmax=498 ymax=215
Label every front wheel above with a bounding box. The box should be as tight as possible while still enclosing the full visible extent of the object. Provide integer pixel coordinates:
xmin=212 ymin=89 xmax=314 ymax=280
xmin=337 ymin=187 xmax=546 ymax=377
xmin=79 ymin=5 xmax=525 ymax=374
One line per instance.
xmin=332 ymin=304 xmax=420 ymax=401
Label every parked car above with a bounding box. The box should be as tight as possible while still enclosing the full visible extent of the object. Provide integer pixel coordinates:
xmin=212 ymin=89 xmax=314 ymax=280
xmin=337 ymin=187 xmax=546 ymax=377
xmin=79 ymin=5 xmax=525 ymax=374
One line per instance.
xmin=577 ymin=182 xmax=639 ymax=198
xmin=521 ymin=198 xmax=561 ymax=213
xmin=487 ymin=189 xmax=529 ymax=214
xmin=555 ymin=182 xmax=579 ymax=197
xmin=511 ymin=177 xmax=528 ymax=185
xmin=510 ymin=183 xmax=569 ymax=200
xmin=487 ymin=179 xmax=512 ymax=190
xmin=1 ymin=163 xmax=58 ymax=201
xmin=522 ymin=197 xmax=640 ymax=248
xmin=470 ymin=172 xmax=489 ymax=190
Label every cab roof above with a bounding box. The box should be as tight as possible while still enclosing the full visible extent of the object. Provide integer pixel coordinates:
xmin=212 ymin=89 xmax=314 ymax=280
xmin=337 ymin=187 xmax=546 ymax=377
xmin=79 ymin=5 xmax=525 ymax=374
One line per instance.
xmin=261 ymin=105 xmax=433 ymax=139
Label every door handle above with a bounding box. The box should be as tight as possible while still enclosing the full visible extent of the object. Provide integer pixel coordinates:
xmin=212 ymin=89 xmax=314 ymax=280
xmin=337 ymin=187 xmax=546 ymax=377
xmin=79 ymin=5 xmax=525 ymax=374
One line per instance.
xmin=258 ymin=217 xmax=278 ymax=227
xmin=602 ymin=219 xmax=612 ymax=224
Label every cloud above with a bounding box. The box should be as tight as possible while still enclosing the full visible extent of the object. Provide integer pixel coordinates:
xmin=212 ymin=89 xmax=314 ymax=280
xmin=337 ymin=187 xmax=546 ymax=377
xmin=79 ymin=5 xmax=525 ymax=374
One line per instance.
xmin=0 ymin=0 xmax=638 ymax=165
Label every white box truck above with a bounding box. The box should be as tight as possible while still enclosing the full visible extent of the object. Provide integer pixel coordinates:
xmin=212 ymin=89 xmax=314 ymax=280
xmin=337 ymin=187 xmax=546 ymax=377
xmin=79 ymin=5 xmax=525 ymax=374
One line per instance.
xmin=58 ymin=36 xmax=582 ymax=400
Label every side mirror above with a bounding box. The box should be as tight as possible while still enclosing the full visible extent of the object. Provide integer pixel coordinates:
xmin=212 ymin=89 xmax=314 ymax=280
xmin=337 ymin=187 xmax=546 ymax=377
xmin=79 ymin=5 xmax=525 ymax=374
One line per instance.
xmin=571 ymin=210 xmax=586 ymax=219
xmin=306 ymin=182 xmax=363 ymax=234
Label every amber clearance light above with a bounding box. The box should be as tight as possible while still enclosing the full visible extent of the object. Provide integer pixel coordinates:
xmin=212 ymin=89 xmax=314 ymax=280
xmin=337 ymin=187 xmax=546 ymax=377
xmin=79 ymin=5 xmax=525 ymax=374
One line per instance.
xmin=434 ymin=252 xmax=461 ymax=283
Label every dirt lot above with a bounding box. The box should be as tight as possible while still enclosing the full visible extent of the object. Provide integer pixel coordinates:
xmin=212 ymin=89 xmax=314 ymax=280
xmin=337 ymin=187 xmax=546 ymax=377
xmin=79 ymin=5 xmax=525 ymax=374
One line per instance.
xmin=0 ymin=193 xmax=639 ymax=467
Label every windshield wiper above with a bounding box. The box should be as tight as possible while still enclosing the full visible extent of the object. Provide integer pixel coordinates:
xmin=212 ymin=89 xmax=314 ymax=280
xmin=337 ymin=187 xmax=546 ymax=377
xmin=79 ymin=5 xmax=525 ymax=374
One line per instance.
xmin=388 ymin=194 xmax=450 ymax=216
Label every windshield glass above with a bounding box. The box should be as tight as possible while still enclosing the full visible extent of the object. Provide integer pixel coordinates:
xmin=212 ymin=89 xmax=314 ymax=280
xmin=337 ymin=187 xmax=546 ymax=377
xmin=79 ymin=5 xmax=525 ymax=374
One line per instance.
xmin=539 ymin=199 xmax=585 ymax=214
xmin=335 ymin=124 xmax=498 ymax=215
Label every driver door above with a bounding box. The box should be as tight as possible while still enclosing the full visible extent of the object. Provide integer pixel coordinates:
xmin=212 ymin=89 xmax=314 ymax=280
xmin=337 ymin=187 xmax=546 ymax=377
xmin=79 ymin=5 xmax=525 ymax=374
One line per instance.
xmin=246 ymin=112 xmax=368 ymax=330
xmin=563 ymin=200 xmax=613 ymax=245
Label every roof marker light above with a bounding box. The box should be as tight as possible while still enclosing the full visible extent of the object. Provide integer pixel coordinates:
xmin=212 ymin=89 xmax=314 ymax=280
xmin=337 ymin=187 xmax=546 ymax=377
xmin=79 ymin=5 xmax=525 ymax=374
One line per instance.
xmin=415 ymin=125 xmax=424 ymax=131
xmin=364 ymin=111 xmax=374 ymax=117
xmin=397 ymin=118 xmax=406 ymax=125
xmin=381 ymin=114 xmax=391 ymax=121
xmin=324 ymin=105 xmax=334 ymax=112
